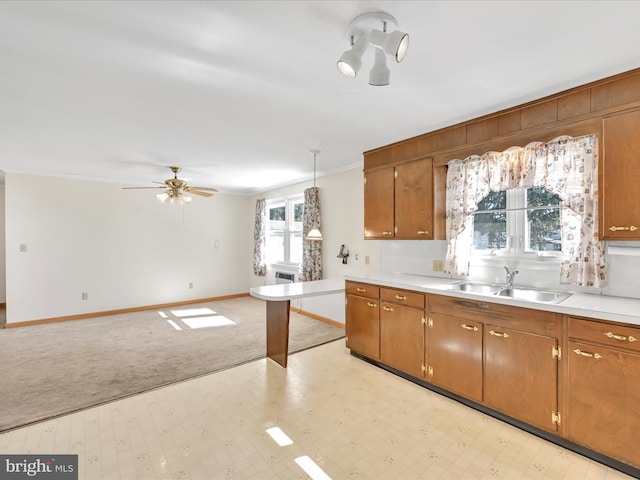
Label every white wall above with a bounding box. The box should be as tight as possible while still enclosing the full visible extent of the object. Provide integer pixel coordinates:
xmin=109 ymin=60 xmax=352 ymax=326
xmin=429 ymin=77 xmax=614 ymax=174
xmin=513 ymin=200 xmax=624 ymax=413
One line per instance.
xmin=5 ymin=173 xmax=252 ymax=324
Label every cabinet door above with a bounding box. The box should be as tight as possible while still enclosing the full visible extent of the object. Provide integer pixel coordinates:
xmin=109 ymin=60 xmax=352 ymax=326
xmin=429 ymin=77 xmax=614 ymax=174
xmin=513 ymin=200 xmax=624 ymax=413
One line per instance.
xmin=484 ymin=325 xmax=559 ymax=432
xmin=380 ymin=302 xmax=425 ymax=378
xmin=395 ymin=158 xmax=433 ymax=239
xmin=345 ymin=294 xmax=380 ymax=359
xmin=602 ymin=109 xmax=640 ymax=239
xmin=566 ymin=341 xmax=640 ymax=468
xmin=428 ymin=314 xmax=483 ymax=403
xmin=364 ymin=168 xmax=395 ymax=239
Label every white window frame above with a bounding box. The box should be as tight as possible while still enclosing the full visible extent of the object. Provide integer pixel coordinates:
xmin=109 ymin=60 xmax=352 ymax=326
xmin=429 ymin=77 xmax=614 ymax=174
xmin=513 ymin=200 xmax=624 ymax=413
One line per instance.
xmin=473 ymin=188 xmax=562 ymax=260
xmin=265 ymin=195 xmax=304 ymax=267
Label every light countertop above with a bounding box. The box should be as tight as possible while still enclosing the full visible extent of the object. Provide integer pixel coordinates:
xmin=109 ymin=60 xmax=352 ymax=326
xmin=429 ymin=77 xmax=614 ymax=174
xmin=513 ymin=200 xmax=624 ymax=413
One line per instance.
xmin=250 ymin=278 xmax=345 ymax=301
xmin=345 ymin=272 xmax=640 ymax=327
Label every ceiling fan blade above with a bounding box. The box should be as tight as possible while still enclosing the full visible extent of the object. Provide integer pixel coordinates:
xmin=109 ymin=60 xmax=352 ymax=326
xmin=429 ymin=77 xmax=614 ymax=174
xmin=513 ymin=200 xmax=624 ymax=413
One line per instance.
xmin=189 ymin=186 xmax=218 ymax=192
xmin=185 ymin=187 xmax=214 ymax=197
xmin=122 ymin=186 xmax=167 ymax=190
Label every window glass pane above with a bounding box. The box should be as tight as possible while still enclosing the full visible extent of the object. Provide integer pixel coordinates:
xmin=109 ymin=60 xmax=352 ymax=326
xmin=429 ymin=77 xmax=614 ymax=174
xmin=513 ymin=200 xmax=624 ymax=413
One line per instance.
xmin=526 ymin=187 xmax=562 ymax=252
xmin=290 ymin=231 xmax=303 ymax=264
xmin=266 ymin=231 xmax=284 ymax=263
xmin=291 ymin=201 xmax=304 ymax=232
xmin=269 ymin=205 xmax=285 ymax=230
xmin=473 ymin=191 xmax=507 ymax=250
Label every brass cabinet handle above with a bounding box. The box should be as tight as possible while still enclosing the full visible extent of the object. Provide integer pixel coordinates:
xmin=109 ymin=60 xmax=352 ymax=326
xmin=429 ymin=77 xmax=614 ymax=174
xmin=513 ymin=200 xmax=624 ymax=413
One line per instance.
xmin=489 ymin=330 xmax=509 ymax=338
xmin=382 ymin=231 xmax=394 ymax=236
xmin=573 ymin=348 xmax=602 ymax=359
xmin=417 ymin=230 xmax=429 ymax=235
xmin=367 ymin=302 xmax=378 ymax=308
xmin=395 ymin=294 xmax=407 ymax=301
xmin=608 ymin=225 xmax=638 ymax=232
xmin=461 ymin=324 xmax=479 ymax=332
xmin=605 ymin=331 xmax=629 ymax=341
xmin=631 ymin=336 xmax=638 ymax=342
xmin=356 ymin=287 xmax=366 ymax=293
xmin=382 ymin=306 xmax=394 ymax=312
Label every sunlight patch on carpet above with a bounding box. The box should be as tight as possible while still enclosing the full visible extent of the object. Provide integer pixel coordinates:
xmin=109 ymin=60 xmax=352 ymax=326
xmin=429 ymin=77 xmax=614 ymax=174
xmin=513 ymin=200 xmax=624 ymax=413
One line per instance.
xmin=171 ymin=307 xmax=217 ymax=317
xmin=181 ymin=315 xmax=236 ymax=329
xmin=167 ymin=320 xmax=182 ymax=330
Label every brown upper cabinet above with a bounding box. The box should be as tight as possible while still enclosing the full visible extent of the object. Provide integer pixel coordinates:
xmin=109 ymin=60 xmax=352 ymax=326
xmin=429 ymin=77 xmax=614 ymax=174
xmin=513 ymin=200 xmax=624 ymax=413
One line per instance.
xmin=363 ymin=167 xmax=395 ymax=238
xmin=364 ymin=67 xmax=640 ymax=242
xmin=602 ymin=108 xmax=640 ymax=239
xmin=364 ymin=157 xmax=434 ymax=240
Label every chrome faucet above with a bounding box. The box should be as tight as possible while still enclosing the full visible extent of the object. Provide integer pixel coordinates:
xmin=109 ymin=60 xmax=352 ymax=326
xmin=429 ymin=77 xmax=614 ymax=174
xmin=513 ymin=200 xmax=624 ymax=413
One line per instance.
xmin=504 ymin=266 xmax=519 ymax=287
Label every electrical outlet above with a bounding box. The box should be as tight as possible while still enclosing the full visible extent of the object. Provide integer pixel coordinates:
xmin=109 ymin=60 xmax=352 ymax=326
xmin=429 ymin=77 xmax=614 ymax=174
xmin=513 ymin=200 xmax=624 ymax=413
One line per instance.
xmin=365 ymin=255 xmax=370 ymax=265
xmin=81 ymin=292 xmax=88 ymax=300
xmin=432 ymin=260 xmax=444 ymax=272
xmin=188 ymin=282 xmax=194 ymax=289
xmin=20 ymin=244 xmax=27 ymax=253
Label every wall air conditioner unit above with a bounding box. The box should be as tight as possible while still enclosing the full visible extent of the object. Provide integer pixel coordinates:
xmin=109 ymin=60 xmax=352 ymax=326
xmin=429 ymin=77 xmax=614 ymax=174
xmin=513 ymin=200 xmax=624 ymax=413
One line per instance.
xmin=275 ymin=272 xmax=295 ymax=284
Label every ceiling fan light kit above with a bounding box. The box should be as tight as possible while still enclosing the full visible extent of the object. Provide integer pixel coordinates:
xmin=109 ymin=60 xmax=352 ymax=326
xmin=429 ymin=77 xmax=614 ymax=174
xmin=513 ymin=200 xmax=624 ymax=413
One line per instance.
xmin=123 ymin=166 xmax=218 ymax=205
xmin=337 ymin=11 xmax=409 ymax=86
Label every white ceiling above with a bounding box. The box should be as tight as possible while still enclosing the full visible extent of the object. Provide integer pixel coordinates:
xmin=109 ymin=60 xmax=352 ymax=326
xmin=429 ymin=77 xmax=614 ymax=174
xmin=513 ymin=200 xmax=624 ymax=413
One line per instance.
xmin=2 ymin=1 xmax=640 ymax=195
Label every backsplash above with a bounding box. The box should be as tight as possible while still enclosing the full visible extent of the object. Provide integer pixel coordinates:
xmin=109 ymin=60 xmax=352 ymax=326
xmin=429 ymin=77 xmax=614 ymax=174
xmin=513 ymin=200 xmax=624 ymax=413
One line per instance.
xmin=380 ymin=240 xmax=640 ymax=300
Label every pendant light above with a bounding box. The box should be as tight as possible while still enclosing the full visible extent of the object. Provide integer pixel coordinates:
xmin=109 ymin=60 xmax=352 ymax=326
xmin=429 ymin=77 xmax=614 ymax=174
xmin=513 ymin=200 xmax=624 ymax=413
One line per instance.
xmin=307 ymin=149 xmax=323 ymax=241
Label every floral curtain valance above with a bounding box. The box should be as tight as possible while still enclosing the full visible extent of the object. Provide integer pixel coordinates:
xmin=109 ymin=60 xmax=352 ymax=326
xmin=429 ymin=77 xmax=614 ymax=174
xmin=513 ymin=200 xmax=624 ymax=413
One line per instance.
xmin=299 ymin=186 xmax=322 ymax=282
xmin=444 ymin=134 xmax=607 ymax=288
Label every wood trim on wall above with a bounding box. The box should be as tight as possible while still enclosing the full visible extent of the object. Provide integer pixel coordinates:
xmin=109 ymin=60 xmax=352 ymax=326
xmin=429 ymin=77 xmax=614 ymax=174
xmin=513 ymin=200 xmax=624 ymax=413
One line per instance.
xmin=293 ymin=307 xmax=345 ymax=330
xmin=4 ymin=293 xmax=250 ymax=329
xmin=364 ymin=67 xmax=640 ymax=171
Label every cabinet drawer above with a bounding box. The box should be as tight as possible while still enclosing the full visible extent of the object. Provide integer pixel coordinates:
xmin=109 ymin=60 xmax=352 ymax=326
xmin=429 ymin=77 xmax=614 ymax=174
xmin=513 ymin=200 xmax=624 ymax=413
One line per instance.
xmin=568 ymin=317 xmax=640 ymax=352
xmin=381 ymin=288 xmax=425 ymax=309
xmin=345 ymin=281 xmax=379 ymax=299
xmin=430 ymin=294 xmax=518 ymax=321
xmin=428 ymin=294 xmax=560 ymax=336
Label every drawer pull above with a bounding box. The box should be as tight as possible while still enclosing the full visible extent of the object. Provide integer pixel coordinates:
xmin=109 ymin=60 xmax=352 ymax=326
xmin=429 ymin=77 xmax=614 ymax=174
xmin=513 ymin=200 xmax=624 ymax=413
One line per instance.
xmin=605 ymin=331 xmax=629 ymax=341
xmin=382 ymin=231 xmax=394 ymax=236
xmin=394 ymin=294 xmax=407 ymax=301
xmin=417 ymin=230 xmax=429 ymax=235
xmin=461 ymin=324 xmax=479 ymax=332
xmin=367 ymin=302 xmax=378 ymax=308
xmin=489 ymin=330 xmax=508 ymax=338
xmin=608 ymin=225 xmax=638 ymax=232
xmin=631 ymin=336 xmax=638 ymax=342
xmin=356 ymin=287 xmax=366 ymax=293
xmin=573 ymin=349 xmax=602 ymax=359
xmin=382 ymin=306 xmax=394 ymax=312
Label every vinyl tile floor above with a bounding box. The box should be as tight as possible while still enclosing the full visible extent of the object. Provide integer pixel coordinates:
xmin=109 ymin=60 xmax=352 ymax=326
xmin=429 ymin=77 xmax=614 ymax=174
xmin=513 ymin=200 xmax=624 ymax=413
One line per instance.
xmin=0 ymin=339 xmax=633 ymax=480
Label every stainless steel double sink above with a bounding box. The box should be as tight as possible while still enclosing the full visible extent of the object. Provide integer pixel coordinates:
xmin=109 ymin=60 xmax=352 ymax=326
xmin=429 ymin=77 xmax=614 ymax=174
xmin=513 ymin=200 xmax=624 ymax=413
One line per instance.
xmin=435 ymin=282 xmax=572 ymax=304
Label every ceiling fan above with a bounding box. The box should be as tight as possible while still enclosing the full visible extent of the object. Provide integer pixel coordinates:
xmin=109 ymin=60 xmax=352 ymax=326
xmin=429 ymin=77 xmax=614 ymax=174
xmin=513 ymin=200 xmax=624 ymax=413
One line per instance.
xmin=123 ymin=166 xmax=218 ymax=204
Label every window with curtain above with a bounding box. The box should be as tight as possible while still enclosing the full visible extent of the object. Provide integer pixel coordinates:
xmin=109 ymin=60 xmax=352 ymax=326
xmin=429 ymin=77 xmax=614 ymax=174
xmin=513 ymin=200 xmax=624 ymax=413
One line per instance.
xmin=444 ymin=134 xmax=607 ymax=288
xmin=473 ymin=187 xmax=563 ymax=254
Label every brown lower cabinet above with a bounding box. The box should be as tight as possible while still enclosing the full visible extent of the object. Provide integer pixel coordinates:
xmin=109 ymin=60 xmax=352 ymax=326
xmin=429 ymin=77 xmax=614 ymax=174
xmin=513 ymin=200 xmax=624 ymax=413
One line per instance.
xmin=380 ymin=288 xmax=426 ymax=378
xmin=484 ymin=325 xmax=559 ymax=432
xmin=345 ymin=282 xmax=640 ymax=475
xmin=566 ymin=317 xmax=640 ymax=469
xmin=428 ymin=313 xmax=483 ymax=402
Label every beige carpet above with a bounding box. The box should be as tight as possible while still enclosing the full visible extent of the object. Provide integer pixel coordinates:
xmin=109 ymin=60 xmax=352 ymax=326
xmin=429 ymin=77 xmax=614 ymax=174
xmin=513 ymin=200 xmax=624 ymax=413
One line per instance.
xmin=0 ymin=296 xmax=344 ymax=432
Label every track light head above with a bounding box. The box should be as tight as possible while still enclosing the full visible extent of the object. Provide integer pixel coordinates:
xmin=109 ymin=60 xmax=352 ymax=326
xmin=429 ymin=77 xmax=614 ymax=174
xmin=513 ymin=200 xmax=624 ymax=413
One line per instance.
xmin=337 ymin=33 xmax=369 ymax=78
xmin=369 ymin=28 xmax=410 ymax=62
xmin=369 ymin=48 xmax=390 ymax=86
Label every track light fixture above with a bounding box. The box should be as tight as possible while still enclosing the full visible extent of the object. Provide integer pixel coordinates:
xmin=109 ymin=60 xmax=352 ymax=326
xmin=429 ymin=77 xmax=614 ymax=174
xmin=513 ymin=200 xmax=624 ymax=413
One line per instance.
xmin=337 ymin=11 xmax=409 ymax=86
